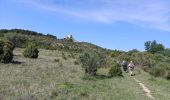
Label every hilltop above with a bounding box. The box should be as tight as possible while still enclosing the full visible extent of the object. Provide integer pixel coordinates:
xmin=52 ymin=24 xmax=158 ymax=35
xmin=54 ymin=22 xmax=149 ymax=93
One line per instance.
xmin=0 ymin=29 xmax=111 ymax=53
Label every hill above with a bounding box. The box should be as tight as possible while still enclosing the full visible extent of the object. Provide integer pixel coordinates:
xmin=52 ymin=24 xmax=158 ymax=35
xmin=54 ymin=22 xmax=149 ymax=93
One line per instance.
xmin=0 ymin=29 xmax=111 ymax=53
xmin=0 ymin=29 xmax=170 ymax=100
xmin=0 ymin=48 xmax=169 ymax=99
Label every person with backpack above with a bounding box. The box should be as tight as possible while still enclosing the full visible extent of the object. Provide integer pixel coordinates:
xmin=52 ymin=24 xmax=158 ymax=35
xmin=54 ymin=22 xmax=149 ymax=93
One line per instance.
xmin=121 ymin=60 xmax=128 ymax=72
xmin=128 ymin=61 xmax=135 ymax=76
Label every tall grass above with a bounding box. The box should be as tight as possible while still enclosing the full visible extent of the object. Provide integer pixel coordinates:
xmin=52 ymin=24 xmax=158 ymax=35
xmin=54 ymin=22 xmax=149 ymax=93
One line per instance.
xmin=0 ymin=48 xmax=169 ymax=100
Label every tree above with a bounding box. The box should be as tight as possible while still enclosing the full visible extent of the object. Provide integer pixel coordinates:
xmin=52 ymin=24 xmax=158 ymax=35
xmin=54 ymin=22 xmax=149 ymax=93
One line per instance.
xmin=144 ymin=41 xmax=151 ymax=52
xmin=144 ymin=40 xmax=165 ymax=54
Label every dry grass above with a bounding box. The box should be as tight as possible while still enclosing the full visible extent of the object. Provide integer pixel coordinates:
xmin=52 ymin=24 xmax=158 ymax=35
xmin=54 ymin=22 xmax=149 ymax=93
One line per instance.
xmin=0 ymin=48 xmax=169 ymax=100
xmin=0 ymin=48 xmax=83 ymax=99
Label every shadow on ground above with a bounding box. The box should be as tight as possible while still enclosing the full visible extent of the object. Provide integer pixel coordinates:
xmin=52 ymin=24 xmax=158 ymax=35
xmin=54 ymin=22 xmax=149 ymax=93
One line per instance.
xmin=11 ymin=60 xmax=22 ymax=64
xmin=82 ymin=74 xmax=124 ymax=81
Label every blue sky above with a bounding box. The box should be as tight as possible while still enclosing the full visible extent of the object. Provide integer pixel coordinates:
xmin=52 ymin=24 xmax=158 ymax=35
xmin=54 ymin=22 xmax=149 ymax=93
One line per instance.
xmin=0 ymin=0 xmax=170 ymax=51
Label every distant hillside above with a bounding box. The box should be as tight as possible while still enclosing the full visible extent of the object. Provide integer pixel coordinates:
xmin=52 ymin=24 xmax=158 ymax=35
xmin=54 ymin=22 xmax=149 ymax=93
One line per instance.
xmin=0 ymin=29 xmax=112 ymax=53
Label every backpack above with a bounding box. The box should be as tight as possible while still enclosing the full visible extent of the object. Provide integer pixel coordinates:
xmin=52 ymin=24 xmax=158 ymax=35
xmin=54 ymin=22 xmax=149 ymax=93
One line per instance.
xmin=122 ymin=61 xmax=127 ymax=66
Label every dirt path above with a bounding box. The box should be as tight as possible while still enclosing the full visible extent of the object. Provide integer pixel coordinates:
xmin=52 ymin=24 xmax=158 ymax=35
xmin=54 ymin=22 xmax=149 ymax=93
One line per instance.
xmin=133 ymin=78 xmax=156 ymax=100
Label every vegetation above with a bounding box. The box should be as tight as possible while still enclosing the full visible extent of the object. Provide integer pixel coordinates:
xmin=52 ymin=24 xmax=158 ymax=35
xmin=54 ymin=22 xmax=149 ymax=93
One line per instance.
xmin=0 ymin=48 xmax=169 ymax=100
xmin=23 ymin=43 xmax=39 ymax=58
xmin=142 ymin=41 xmax=170 ymax=80
xmin=0 ymin=29 xmax=110 ymax=53
xmin=0 ymin=29 xmax=170 ymax=99
xmin=144 ymin=40 xmax=165 ymax=54
xmin=62 ymin=52 xmax=67 ymax=60
xmin=108 ymin=63 xmax=122 ymax=77
xmin=79 ymin=52 xmax=99 ymax=75
xmin=0 ymin=40 xmax=14 ymax=63
xmin=109 ymin=50 xmax=123 ymax=57
xmin=147 ymin=63 xmax=170 ymax=80
xmin=107 ymin=40 xmax=170 ymax=81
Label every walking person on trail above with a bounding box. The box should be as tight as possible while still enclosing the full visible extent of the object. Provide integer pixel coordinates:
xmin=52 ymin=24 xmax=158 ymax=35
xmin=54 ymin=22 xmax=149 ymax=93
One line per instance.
xmin=121 ymin=60 xmax=128 ymax=72
xmin=128 ymin=61 xmax=135 ymax=76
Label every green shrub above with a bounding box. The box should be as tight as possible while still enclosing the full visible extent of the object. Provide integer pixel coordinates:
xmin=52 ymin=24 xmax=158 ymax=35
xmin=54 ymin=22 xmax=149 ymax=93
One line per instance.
xmin=50 ymin=90 xmax=58 ymax=99
xmin=109 ymin=50 xmax=122 ymax=58
xmin=127 ymin=49 xmax=139 ymax=56
xmin=166 ymin=72 xmax=170 ymax=80
xmin=23 ymin=43 xmax=39 ymax=58
xmin=153 ymin=54 xmax=165 ymax=61
xmin=0 ymin=41 xmax=4 ymax=54
xmin=62 ymin=52 xmax=67 ymax=60
xmin=80 ymin=90 xmax=88 ymax=97
xmin=0 ymin=40 xmax=14 ymax=63
xmin=108 ymin=63 xmax=123 ymax=77
xmin=74 ymin=60 xmax=79 ymax=65
xmin=0 ymin=33 xmax=4 ymax=37
xmin=149 ymin=63 xmax=170 ymax=80
xmin=6 ymin=34 xmax=27 ymax=48
xmin=116 ymin=53 xmax=130 ymax=62
xmin=159 ymin=48 xmax=170 ymax=57
xmin=130 ymin=52 xmax=155 ymax=67
xmin=54 ymin=59 xmax=60 ymax=62
xmin=142 ymin=66 xmax=150 ymax=72
xmin=149 ymin=67 xmax=165 ymax=77
xmin=79 ymin=52 xmax=100 ymax=76
xmin=97 ymin=52 xmax=108 ymax=68
xmin=68 ymin=52 xmax=75 ymax=59
xmin=58 ymin=62 xmax=63 ymax=67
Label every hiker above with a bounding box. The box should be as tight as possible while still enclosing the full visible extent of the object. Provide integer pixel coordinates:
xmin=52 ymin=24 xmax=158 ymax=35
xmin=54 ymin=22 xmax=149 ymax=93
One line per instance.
xmin=128 ymin=61 xmax=135 ymax=76
xmin=121 ymin=60 xmax=128 ymax=72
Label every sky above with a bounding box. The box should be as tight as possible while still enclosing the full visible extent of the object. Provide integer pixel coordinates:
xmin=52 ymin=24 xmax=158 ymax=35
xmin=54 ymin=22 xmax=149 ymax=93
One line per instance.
xmin=0 ymin=0 xmax=170 ymax=51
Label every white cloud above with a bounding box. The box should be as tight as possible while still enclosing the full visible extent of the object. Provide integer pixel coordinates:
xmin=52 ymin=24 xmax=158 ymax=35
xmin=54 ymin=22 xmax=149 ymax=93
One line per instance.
xmin=17 ymin=0 xmax=170 ymax=31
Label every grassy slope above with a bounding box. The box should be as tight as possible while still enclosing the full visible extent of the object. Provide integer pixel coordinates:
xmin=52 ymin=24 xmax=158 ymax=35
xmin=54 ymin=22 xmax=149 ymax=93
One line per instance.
xmin=0 ymin=29 xmax=110 ymax=54
xmin=134 ymin=69 xmax=170 ymax=100
xmin=0 ymin=48 xmax=169 ymax=100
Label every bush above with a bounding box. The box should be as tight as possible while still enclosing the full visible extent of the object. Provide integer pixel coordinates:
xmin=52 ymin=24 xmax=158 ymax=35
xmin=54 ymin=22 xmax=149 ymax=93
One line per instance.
xmin=130 ymin=52 xmax=155 ymax=67
xmin=148 ymin=63 xmax=170 ymax=80
xmin=116 ymin=53 xmax=130 ymax=62
xmin=97 ymin=52 xmax=108 ymax=68
xmin=74 ymin=60 xmax=79 ymax=65
xmin=109 ymin=50 xmax=122 ymax=58
xmin=50 ymin=90 xmax=58 ymax=99
xmin=0 ymin=33 xmax=4 ymax=37
xmin=0 ymin=40 xmax=14 ymax=63
xmin=68 ymin=52 xmax=75 ymax=59
xmin=108 ymin=63 xmax=122 ymax=77
xmin=127 ymin=49 xmax=139 ymax=56
xmin=149 ymin=67 xmax=165 ymax=77
xmin=153 ymin=54 xmax=165 ymax=62
xmin=159 ymin=48 xmax=170 ymax=57
xmin=166 ymin=72 xmax=170 ymax=80
xmin=6 ymin=34 xmax=27 ymax=48
xmin=62 ymin=52 xmax=67 ymax=60
xmin=58 ymin=61 xmax=63 ymax=67
xmin=54 ymin=59 xmax=60 ymax=62
xmin=23 ymin=43 xmax=39 ymax=58
xmin=79 ymin=52 xmax=100 ymax=76
xmin=80 ymin=90 xmax=88 ymax=97
xmin=142 ymin=66 xmax=150 ymax=72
